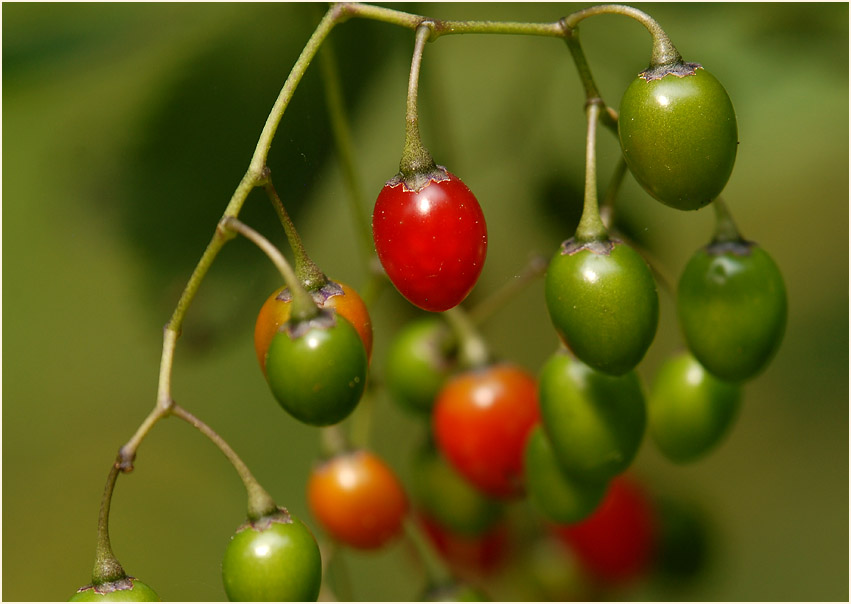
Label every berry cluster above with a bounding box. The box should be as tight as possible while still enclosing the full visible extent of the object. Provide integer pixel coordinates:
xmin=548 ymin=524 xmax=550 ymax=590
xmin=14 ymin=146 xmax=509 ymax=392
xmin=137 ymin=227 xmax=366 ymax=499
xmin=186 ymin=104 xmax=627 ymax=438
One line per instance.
xmin=71 ymin=3 xmax=786 ymax=602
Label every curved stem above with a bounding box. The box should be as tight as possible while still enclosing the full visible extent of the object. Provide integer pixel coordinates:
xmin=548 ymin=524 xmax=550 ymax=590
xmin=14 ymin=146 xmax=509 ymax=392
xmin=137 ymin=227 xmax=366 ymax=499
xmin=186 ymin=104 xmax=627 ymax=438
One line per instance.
xmin=222 ymin=217 xmax=319 ymax=322
xmin=561 ymin=4 xmax=681 ymax=67
xmin=91 ymin=461 xmax=126 ymax=585
xmin=248 ymin=4 xmax=346 ymax=177
xmin=575 ymin=102 xmax=608 ymax=243
xmin=171 ymin=404 xmax=278 ymax=522
xmin=400 ymin=23 xmax=437 ymax=178
xmin=263 ymin=176 xmax=327 ymax=291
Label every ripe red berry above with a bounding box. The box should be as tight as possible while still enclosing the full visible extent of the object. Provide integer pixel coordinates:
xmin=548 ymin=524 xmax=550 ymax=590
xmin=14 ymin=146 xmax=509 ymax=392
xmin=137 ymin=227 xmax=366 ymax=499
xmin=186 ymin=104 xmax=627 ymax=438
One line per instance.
xmin=432 ymin=363 xmax=539 ymax=498
xmin=372 ymin=168 xmax=487 ymax=312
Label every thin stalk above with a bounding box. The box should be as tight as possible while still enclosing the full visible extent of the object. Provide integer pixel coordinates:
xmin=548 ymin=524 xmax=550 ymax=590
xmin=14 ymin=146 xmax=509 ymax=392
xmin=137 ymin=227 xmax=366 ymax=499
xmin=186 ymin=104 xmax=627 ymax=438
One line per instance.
xmin=319 ymin=425 xmax=350 ymax=460
xmin=318 ymin=39 xmax=375 ymax=266
xmin=575 ymin=102 xmax=608 ymax=242
xmin=171 ymin=404 xmax=278 ymax=522
xmin=90 ymin=462 xmax=126 ymax=585
xmin=248 ymin=5 xmax=346 ymax=178
xmin=400 ymin=23 xmax=437 ymax=178
xmin=263 ymin=176 xmax=327 ymax=291
xmin=341 ymin=2 xmax=565 ymax=39
xmin=711 ymin=197 xmax=744 ymax=244
xmin=403 ymin=517 xmax=452 ymax=587
xmin=561 ymin=4 xmax=681 ymax=68
xmin=443 ymin=306 xmax=490 ymax=370
xmin=222 ymin=217 xmax=319 ymax=322
xmin=562 ymin=29 xmax=618 ymax=134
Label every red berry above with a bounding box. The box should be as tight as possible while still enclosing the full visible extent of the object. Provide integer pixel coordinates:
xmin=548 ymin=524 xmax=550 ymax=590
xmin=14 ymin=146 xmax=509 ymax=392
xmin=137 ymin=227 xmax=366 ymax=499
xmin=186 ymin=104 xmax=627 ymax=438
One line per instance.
xmin=433 ymin=364 xmax=539 ymax=498
xmin=372 ymin=169 xmax=487 ymax=312
xmin=552 ymin=476 xmax=656 ymax=585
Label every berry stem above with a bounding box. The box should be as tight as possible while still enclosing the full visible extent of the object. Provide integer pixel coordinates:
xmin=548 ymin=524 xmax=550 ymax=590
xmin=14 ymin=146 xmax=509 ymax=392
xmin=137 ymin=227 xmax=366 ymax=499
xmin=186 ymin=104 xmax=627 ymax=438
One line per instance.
xmin=319 ymin=425 xmax=351 ymax=460
xmin=444 ymin=306 xmax=490 ymax=370
xmin=575 ymin=101 xmax=609 ymax=243
xmin=561 ymin=4 xmax=682 ymax=68
xmin=318 ymin=38 xmax=375 ymax=268
xmin=262 ymin=173 xmax=328 ymax=291
xmin=711 ymin=197 xmax=745 ymax=244
xmin=399 ymin=23 xmax=438 ymax=180
xmin=90 ymin=461 xmax=127 ymax=586
xmin=403 ymin=517 xmax=452 ymax=587
xmin=171 ymin=404 xmax=279 ymax=522
xmin=222 ymin=217 xmax=319 ymax=323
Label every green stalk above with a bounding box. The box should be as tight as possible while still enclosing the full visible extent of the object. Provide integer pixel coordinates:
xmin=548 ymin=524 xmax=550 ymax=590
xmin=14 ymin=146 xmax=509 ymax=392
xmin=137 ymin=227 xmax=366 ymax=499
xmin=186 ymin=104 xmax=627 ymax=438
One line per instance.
xmin=263 ymin=177 xmax=327 ymax=291
xmin=222 ymin=217 xmax=319 ymax=323
xmin=711 ymin=198 xmax=745 ymax=244
xmin=90 ymin=462 xmax=126 ymax=585
xmin=171 ymin=405 xmax=278 ymax=522
xmin=318 ymin=39 xmax=375 ymax=266
xmin=400 ymin=23 xmax=438 ymax=181
xmin=574 ymin=102 xmax=608 ymax=243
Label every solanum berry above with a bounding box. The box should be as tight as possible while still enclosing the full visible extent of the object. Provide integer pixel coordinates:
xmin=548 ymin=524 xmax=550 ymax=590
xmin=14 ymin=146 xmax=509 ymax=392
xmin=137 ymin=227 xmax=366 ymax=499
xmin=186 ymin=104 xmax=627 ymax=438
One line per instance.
xmin=254 ymin=280 xmax=372 ymax=374
xmin=619 ymin=63 xmax=738 ymax=211
xmin=265 ymin=310 xmax=367 ymax=426
xmin=649 ymin=351 xmax=742 ymax=463
xmin=372 ymin=168 xmax=487 ymax=312
xmin=538 ymin=350 xmax=646 ymax=482
xmin=524 ymin=425 xmax=609 ymax=524
xmin=221 ymin=509 xmax=322 ymax=602
xmin=545 ymin=238 xmax=658 ymax=376
xmin=411 ymin=442 xmax=502 ymax=536
xmin=385 ymin=318 xmax=457 ymax=415
xmin=432 ymin=363 xmax=539 ymax=498
xmin=307 ymin=449 xmax=408 ymax=550
xmin=678 ymin=239 xmax=787 ymax=382
xmin=552 ymin=475 xmax=656 ymax=585
xmin=70 ymin=578 xmax=160 ymax=602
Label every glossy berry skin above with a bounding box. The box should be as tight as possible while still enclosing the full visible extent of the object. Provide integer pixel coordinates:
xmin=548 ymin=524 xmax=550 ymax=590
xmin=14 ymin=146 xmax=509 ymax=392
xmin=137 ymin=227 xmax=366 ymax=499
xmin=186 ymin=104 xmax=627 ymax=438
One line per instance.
xmin=649 ymin=351 xmax=742 ymax=463
xmin=524 ymin=425 xmax=609 ymax=524
xmin=552 ymin=476 xmax=656 ymax=585
xmin=545 ymin=239 xmax=658 ymax=376
xmin=254 ymin=280 xmax=372 ymax=374
xmin=385 ymin=318 xmax=456 ymax=415
xmin=221 ymin=511 xmax=322 ymax=602
xmin=307 ymin=449 xmax=408 ymax=550
xmin=411 ymin=443 xmax=502 ymax=536
xmin=678 ymin=240 xmax=787 ymax=382
xmin=265 ymin=312 xmax=367 ymax=426
xmin=373 ymin=169 xmax=487 ymax=312
xmin=619 ymin=65 xmax=738 ymax=211
xmin=433 ymin=364 xmax=539 ymax=498
xmin=538 ymin=351 xmax=646 ymax=482
xmin=70 ymin=578 xmax=160 ymax=602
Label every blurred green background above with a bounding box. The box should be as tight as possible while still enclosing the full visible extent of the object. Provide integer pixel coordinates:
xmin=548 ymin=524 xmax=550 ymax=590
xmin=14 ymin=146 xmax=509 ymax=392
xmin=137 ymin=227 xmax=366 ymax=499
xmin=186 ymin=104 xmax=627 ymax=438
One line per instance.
xmin=3 ymin=3 xmax=848 ymax=601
